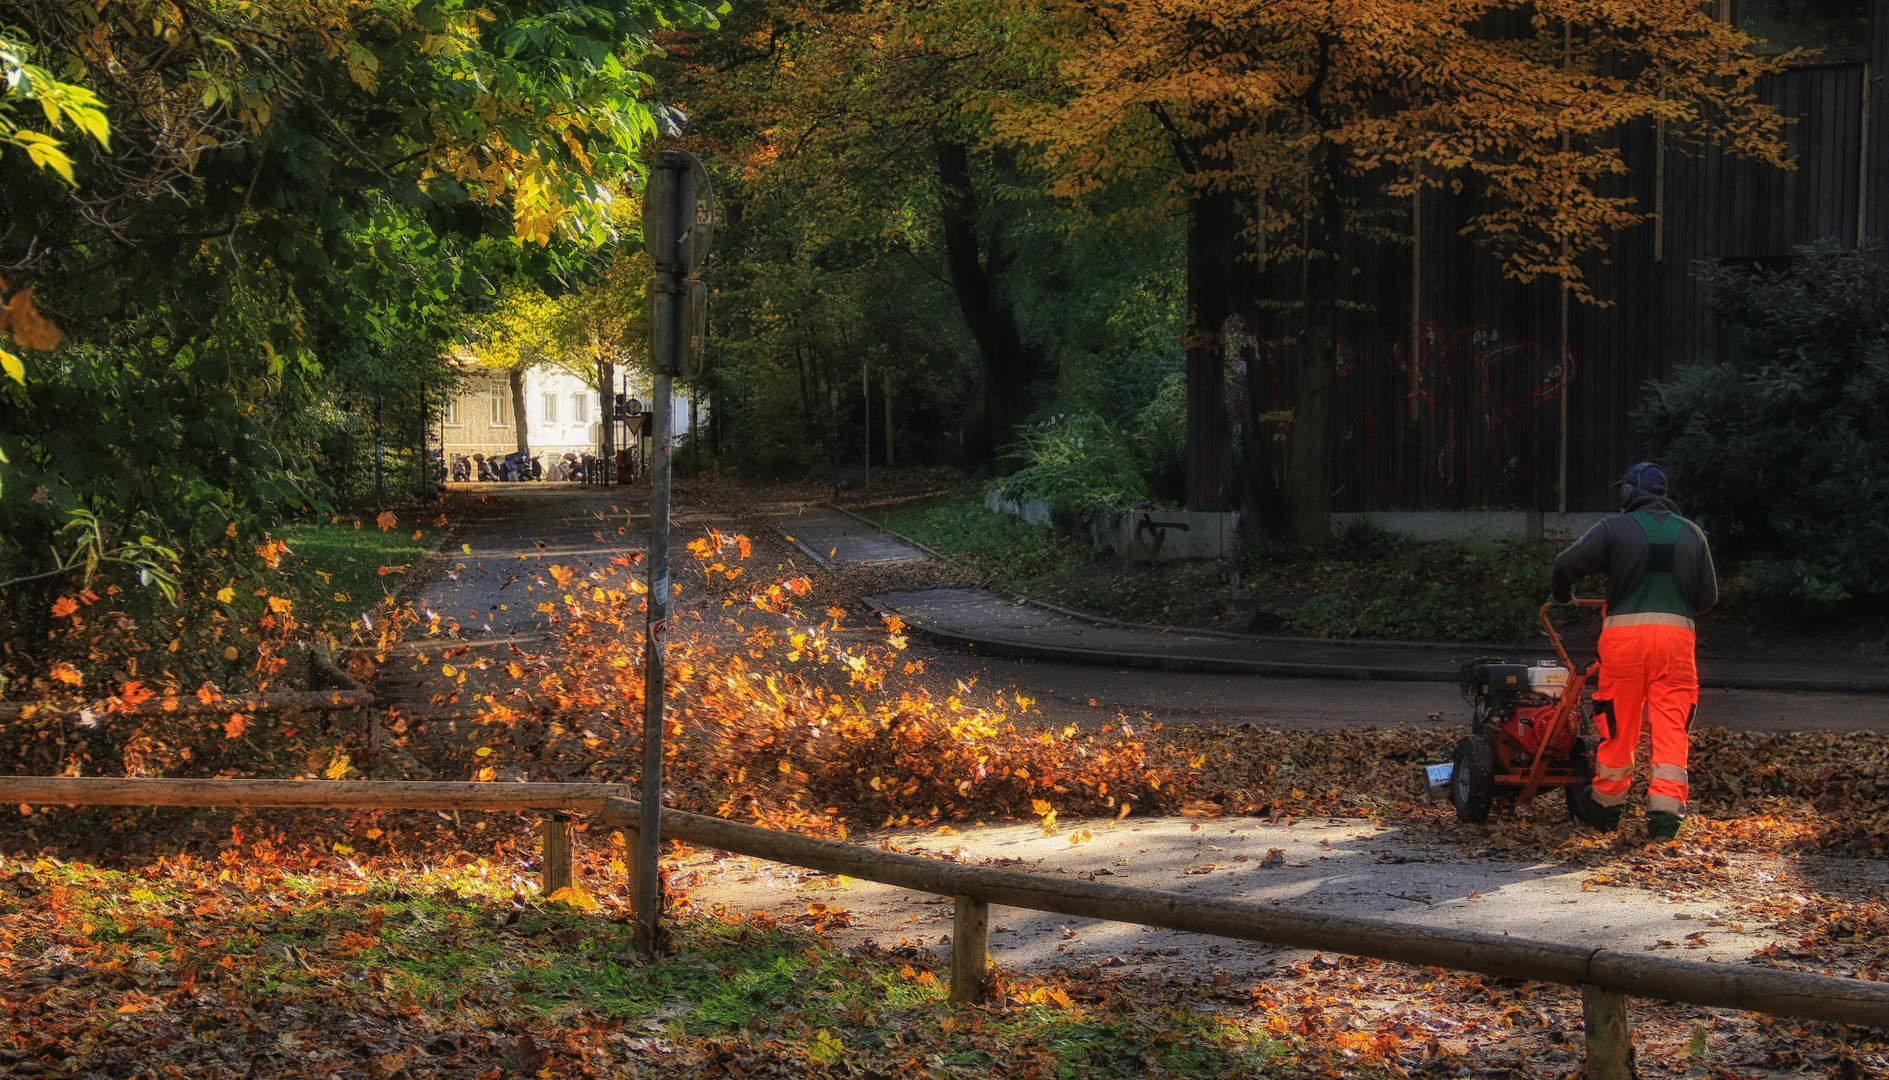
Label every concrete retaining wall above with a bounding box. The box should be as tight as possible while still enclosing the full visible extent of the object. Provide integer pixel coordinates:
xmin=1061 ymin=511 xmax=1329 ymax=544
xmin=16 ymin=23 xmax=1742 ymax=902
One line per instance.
xmin=983 ymin=489 xmax=1053 ymax=526
xmin=1109 ymin=511 xmax=1240 ymax=564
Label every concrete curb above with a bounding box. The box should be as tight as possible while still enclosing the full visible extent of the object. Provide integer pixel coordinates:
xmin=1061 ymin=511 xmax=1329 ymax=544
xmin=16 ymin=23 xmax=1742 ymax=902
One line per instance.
xmin=864 ymin=598 xmax=1889 ymax=694
xmin=863 ymin=598 xmax=1459 ymax=682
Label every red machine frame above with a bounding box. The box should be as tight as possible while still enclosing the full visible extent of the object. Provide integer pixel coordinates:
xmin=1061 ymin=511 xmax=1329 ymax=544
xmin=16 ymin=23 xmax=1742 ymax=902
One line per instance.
xmin=1485 ymin=598 xmax=1603 ymax=805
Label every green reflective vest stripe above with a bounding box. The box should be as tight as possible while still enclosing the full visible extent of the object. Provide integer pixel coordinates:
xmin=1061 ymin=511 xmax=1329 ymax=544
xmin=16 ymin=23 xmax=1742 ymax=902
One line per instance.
xmin=1613 ymin=510 xmax=1691 ymax=617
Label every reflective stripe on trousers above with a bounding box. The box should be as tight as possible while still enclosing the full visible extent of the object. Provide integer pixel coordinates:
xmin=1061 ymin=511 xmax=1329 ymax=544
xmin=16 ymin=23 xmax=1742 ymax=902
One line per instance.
xmin=1592 ymin=623 xmax=1699 ymax=817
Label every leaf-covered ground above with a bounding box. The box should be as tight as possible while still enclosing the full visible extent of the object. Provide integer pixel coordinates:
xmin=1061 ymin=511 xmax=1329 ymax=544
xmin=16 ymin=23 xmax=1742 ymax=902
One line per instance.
xmin=2 ymin=837 xmax=1882 ymax=1080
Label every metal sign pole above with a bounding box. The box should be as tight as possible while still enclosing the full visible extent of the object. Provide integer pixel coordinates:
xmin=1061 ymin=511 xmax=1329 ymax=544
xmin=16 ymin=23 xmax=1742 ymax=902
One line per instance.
xmin=636 ymin=149 xmax=712 ymax=955
xmin=637 ymin=361 xmax=672 ymax=954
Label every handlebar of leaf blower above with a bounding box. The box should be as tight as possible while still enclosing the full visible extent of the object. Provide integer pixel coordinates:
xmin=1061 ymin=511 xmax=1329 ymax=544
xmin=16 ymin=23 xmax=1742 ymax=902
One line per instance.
xmin=1539 ymin=598 xmax=1604 ymax=671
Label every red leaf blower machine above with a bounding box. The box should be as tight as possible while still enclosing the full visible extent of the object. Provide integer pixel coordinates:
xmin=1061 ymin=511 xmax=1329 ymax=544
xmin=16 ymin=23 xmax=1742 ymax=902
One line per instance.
xmin=1425 ymin=599 xmax=1603 ymax=823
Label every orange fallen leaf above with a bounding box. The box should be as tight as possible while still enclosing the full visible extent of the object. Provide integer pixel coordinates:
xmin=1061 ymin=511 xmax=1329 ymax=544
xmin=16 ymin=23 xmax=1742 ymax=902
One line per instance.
xmin=6 ymin=289 xmax=64 ymax=351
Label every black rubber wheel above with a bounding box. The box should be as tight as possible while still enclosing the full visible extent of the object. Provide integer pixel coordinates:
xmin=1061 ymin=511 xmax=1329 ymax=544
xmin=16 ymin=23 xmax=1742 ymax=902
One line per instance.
xmin=1449 ymin=736 xmax=1496 ymax=824
xmin=1564 ymin=735 xmax=1600 ymax=822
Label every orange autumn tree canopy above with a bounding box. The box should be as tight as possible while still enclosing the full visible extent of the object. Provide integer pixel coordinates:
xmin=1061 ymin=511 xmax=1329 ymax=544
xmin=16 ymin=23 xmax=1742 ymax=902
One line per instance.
xmin=977 ymin=0 xmax=1788 ymax=299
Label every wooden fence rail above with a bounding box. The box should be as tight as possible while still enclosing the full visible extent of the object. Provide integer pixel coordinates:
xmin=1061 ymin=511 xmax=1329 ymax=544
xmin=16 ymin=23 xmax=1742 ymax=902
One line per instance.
xmin=0 ymin=691 xmax=376 ymax=722
xmin=593 ymin=798 xmax=1888 ymax=1027
xmin=3 ymin=777 xmax=1883 ymax=1077
xmin=0 ymin=777 xmax=622 ymax=811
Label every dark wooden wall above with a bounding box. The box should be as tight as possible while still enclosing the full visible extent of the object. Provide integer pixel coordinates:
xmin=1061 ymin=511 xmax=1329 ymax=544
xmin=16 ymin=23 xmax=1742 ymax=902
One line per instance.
xmin=1241 ymin=6 xmax=1884 ymax=515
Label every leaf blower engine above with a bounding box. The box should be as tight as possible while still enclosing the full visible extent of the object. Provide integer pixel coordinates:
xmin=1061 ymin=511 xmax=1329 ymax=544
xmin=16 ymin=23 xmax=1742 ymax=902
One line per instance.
xmin=1461 ymin=660 xmax=1577 ymax=759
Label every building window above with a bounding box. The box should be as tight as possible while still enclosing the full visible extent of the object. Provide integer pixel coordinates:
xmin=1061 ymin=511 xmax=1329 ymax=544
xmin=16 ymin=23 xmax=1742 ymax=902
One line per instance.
xmin=572 ymin=393 xmax=589 ymax=424
xmin=490 ymin=394 xmax=505 ymax=425
xmin=1736 ymin=0 xmax=1869 ymax=54
xmin=443 ymin=398 xmax=459 ymax=424
xmin=543 ymin=392 xmax=559 ymax=424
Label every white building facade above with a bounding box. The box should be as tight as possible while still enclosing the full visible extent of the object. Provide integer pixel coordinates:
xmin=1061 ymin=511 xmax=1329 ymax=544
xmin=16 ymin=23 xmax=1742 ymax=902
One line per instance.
xmin=437 ymin=359 xmax=698 ymax=475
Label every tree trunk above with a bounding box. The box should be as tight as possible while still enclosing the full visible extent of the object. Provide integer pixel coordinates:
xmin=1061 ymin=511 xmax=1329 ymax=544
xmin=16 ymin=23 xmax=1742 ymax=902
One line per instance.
xmin=509 ymin=364 xmax=532 ymax=457
xmin=1283 ymin=144 xmax=1349 ymax=548
xmin=1184 ymin=188 xmax=1251 ymax=512
xmin=937 ymin=140 xmax=1042 ymax=469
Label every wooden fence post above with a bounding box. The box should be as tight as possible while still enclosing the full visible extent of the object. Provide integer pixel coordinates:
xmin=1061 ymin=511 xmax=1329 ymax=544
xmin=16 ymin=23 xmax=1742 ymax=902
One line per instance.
xmin=542 ymin=813 xmax=573 ymax=896
xmin=949 ymin=894 xmax=990 ymax=1005
xmin=1581 ymin=984 xmax=1638 ymax=1080
xmin=618 ymin=826 xmax=641 ymax=913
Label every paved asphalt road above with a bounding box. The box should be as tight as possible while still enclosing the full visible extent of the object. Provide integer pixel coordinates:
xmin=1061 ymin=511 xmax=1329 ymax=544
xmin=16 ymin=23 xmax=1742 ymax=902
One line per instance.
xmin=913 ymin=650 xmax=1888 ymax=735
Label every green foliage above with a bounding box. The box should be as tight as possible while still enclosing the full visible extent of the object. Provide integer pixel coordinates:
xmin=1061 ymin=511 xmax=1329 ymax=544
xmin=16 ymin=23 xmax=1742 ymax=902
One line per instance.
xmin=1638 ymin=243 xmax=1889 ymax=605
xmin=0 ymin=0 xmax=718 ymax=632
xmin=995 ymin=340 xmax=1187 ymax=519
xmin=1131 ymin=368 xmax=1188 ymax=504
xmin=0 ymin=28 xmax=109 ymax=184
xmin=882 ymin=489 xmax=1094 ymax=583
xmin=647 ymin=0 xmax=975 ymax=475
xmin=0 ymin=509 xmax=178 ymax=601
xmin=997 ymin=413 xmax=1152 ymax=519
xmin=648 ymin=0 xmax=1187 ymax=476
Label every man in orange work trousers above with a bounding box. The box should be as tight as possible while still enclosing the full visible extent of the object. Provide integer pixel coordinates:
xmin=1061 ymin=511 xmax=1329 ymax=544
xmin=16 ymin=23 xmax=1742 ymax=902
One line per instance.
xmin=1551 ymin=463 xmax=1718 ymax=842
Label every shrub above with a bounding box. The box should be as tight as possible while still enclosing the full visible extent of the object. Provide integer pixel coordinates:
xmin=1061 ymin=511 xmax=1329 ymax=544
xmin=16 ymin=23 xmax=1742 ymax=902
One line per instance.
xmin=1638 ymin=243 xmax=1889 ymax=605
xmin=996 ymin=412 xmax=1151 ymax=521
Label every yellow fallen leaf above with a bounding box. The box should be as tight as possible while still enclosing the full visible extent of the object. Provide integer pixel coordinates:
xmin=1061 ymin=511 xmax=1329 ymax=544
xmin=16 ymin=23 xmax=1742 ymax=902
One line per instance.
xmin=546 ymin=886 xmax=600 ymax=911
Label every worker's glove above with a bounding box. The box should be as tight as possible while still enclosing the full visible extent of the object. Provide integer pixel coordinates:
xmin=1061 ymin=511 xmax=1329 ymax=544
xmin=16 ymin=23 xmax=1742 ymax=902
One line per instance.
xmin=1551 ymin=592 xmax=1575 ymax=606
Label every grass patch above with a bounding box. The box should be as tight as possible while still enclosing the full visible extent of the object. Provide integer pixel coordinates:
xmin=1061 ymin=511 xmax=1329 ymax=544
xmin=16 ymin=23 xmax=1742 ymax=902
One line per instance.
xmin=0 ymin=854 xmax=1293 ymax=1079
xmin=283 ymin=519 xmax=444 ymax=633
xmin=878 ymin=487 xmax=1560 ymax=640
xmin=879 ymin=489 xmax=1241 ymax=628
xmin=1251 ymin=524 xmax=1558 ymax=642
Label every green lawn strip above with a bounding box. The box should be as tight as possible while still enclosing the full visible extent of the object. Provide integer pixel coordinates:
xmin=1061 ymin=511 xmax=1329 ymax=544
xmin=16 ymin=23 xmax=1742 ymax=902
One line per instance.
xmin=876 ymin=492 xmax=1235 ymax=627
xmin=878 ymin=491 xmax=1094 ymax=587
xmin=11 ymin=858 xmax=1303 ymax=1078
xmin=878 ymin=489 xmax=1564 ymax=640
xmin=282 ymin=522 xmax=444 ymax=634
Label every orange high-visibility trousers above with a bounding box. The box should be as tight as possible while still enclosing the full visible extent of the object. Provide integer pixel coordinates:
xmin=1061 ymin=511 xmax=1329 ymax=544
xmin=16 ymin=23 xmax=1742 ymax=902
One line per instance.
xmin=1591 ymin=623 xmax=1698 ymax=816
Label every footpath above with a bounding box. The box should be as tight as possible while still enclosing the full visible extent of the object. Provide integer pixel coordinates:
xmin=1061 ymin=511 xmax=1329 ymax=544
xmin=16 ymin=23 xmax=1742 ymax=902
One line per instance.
xmin=760 ymin=501 xmax=1889 ymax=695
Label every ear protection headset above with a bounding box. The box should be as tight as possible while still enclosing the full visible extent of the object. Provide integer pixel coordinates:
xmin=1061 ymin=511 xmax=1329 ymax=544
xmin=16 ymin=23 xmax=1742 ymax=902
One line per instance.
xmin=1617 ymin=462 xmax=1670 ymax=509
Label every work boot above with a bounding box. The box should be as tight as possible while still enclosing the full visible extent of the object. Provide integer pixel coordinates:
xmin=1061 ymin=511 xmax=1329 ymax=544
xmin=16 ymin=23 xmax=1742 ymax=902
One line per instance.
xmin=1566 ymin=785 xmax=1624 ymax=833
xmin=1646 ymin=811 xmax=1684 ymax=843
